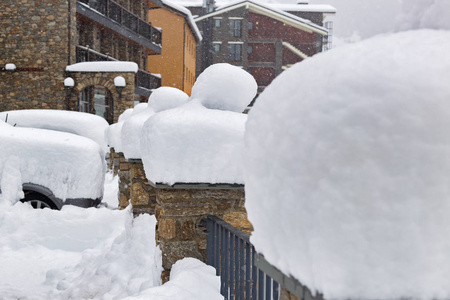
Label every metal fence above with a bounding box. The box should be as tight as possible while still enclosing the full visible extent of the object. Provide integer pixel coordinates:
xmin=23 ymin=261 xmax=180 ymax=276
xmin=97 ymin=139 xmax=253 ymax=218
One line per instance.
xmin=206 ymin=215 xmax=280 ymax=300
xmin=78 ymin=0 xmax=162 ymax=45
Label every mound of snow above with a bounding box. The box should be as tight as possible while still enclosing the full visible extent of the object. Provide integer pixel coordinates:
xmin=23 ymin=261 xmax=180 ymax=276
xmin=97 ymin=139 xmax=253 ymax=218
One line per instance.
xmin=396 ymin=0 xmax=450 ymax=31
xmin=245 ymin=30 xmax=450 ymax=300
xmin=121 ymin=87 xmax=189 ymax=159
xmin=0 ymin=109 xmax=109 ymax=153
xmin=0 ymin=124 xmax=105 ymax=201
xmin=106 ymin=108 xmax=134 ymax=152
xmin=190 ymin=63 xmax=257 ymax=112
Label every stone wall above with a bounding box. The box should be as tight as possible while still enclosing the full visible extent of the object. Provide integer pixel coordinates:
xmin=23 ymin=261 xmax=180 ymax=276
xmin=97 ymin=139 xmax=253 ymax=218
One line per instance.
xmin=155 ymin=186 xmax=253 ymax=282
xmin=0 ymin=0 xmax=77 ymax=112
xmin=66 ymin=71 xmax=135 ymax=123
xmin=110 ymin=150 xmax=157 ymax=215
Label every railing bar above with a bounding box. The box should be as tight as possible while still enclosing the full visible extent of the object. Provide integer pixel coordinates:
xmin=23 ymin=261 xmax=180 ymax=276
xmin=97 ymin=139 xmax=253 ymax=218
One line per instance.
xmin=258 ymin=269 xmax=264 ymax=300
xmin=235 ymin=235 xmax=241 ymax=300
xmin=273 ymin=280 xmax=280 ymax=300
xmin=221 ymin=225 xmax=226 ymax=297
xmin=206 ymin=218 xmax=214 ymax=267
xmin=229 ymin=233 xmax=235 ymax=300
xmin=251 ymin=247 xmax=257 ymax=299
xmin=244 ymin=241 xmax=250 ymax=300
xmin=266 ymin=274 xmax=272 ymax=300
xmin=224 ymin=229 xmax=230 ymax=299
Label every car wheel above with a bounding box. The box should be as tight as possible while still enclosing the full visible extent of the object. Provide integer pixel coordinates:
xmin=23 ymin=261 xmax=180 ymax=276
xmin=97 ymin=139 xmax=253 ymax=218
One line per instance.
xmin=22 ymin=192 xmax=58 ymax=210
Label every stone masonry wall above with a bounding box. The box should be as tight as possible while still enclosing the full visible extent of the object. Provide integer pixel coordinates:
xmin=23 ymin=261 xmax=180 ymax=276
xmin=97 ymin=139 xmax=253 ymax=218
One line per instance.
xmin=0 ymin=0 xmax=77 ymax=112
xmin=155 ymin=187 xmax=253 ymax=282
xmin=66 ymin=71 xmax=135 ymax=123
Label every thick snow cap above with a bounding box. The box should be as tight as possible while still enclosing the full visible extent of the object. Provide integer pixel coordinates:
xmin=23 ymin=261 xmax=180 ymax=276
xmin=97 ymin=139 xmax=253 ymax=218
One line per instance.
xmin=141 ymin=64 xmax=257 ymax=185
xmin=121 ymin=87 xmax=189 ymax=159
xmin=245 ymin=29 xmax=450 ymax=300
xmin=190 ymin=63 xmax=257 ymax=112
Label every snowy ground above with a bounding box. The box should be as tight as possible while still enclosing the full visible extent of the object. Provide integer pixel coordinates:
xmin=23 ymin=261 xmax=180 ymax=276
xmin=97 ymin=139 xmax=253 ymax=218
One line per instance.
xmin=0 ymin=172 xmax=222 ymax=300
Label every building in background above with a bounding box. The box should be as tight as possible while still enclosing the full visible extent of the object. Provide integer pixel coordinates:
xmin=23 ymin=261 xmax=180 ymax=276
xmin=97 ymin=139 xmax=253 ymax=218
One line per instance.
xmin=182 ymin=0 xmax=335 ymax=95
xmin=0 ymin=0 xmax=163 ymax=123
xmin=148 ymin=0 xmax=202 ymax=95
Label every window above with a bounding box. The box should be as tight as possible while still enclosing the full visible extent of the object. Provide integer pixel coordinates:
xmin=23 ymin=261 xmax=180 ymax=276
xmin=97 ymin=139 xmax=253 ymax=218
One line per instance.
xmin=229 ymin=44 xmax=242 ymax=61
xmin=229 ymin=19 xmax=241 ymax=37
xmin=247 ymin=45 xmax=253 ymax=54
xmin=214 ymin=43 xmax=221 ymax=52
xmin=214 ymin=19 xmax=221 ymax=27
xmin=248 ymin=21 xmax=253 ymax=30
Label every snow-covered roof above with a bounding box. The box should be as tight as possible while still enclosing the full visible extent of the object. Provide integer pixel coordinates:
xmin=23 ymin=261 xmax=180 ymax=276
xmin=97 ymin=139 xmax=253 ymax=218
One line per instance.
xmin=270 ymin=3 xmax=336 ymax=14
xmin=0 ymin=110 xmax=110 ymax=153
xmin=160 ymin=0 xmax=203 ymax=42
xmin=195 ymin=0 xmax=328 ymax=35
xmin=66 ymin=61 xmax=139 ymax=73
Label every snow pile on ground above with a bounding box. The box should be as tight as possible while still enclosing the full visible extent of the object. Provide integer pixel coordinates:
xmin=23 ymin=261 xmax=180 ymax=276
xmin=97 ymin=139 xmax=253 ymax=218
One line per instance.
xmin=244 ymin=29 xmax=450 ymax=300
xmin=0 ymin=173 xmax=222 ymax=299
xmin=0 ymin=109 xmax=110 ymax=153
xmin=124 ymin=258 xmax=223 ymax=300
xmin=121 ymin=87 xmax=189 ymax=159
xmin=0 ymin=122 xmax=105 ymax=201
xmin=396 ymin=0 xmax=450 ymax=31
xmin=141 ymin=63 xmax=257 ymax=185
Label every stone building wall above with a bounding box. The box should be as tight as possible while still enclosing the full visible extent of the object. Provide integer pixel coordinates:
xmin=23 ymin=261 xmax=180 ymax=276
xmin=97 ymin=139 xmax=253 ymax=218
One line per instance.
xmin=0 ymin=0 xmax=77 ymax=112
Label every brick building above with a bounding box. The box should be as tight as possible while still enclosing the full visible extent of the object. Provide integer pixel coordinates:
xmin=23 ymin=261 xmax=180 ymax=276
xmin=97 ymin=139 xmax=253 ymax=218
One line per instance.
xmin=184 ymin=0 xmax=335 ymax=93
xmin=0 ymin=0 xmax=163 ymax=123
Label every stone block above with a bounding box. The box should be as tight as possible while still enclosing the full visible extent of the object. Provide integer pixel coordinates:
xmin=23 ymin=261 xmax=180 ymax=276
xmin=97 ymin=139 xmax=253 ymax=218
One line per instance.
xmin=223 ymin=211 xmax=254 ymax=234
xmin=180 ymin=220 xmax=195 ymax=240
xmin=158 ymin=218 xmax=177 ymax=240
xmin=130 ymin=182 xmax=149 ymax=206
xmin=160 ymin=241 xmax=203 ymax=270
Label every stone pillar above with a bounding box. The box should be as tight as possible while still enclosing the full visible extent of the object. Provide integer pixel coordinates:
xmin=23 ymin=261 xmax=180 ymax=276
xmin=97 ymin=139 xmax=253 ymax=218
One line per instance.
xmin=128 ymin=159 xmax=157 ymax=215
xmin=154 ymin=186 xmax=253 ymax=282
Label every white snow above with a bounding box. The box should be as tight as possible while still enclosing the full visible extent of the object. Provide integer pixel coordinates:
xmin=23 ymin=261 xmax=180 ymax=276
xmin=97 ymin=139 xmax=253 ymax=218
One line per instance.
xmin=244 ymin=29 xmax=450 ymax=300
xmin=0 ymin=122 xmax=105 ymax=201
xmin=5 ymin=63 xmax=16 ymax=71
xmin=140 ymin=63 xmax=257 ymax=185
xmin=66 ymin=61 xmax=139 ymax=73
xmin=161 ymin=0 xmax=203 ymax=41
xmin=114 ymin=76 xmax=126 ymax=87
xmin=0 ymin=109 xmax=110 ymax=153
xmin=64 ymin=77 xmax=75 ymax=87
xmin=121 ymin=87 xmax=189 ymax=159
xmin=0 ymin=171 xmax=222 ymax=299
xmin=190 ymin=63 xmax=257 ymax=113
xmin=105 ymin=108 xmax=134 ymax=152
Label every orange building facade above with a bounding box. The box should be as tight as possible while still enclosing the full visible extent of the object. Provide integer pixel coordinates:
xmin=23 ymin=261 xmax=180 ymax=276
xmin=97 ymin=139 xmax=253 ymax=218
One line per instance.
xmin=148 ymin=3 xmax=201 ymax=95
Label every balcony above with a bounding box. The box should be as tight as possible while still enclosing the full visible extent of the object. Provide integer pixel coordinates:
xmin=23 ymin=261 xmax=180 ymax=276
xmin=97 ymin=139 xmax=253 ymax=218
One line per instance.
xmin=77 ymin=0 xmax=162 ymax=54
xmin=76 ymin=45 xmax=161 ymax=97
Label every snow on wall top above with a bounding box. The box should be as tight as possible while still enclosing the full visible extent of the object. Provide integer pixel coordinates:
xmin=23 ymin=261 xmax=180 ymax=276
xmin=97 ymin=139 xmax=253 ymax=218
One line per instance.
xmin=66 ymin=61 xmax=139 ymax=73
xmin=0 ymin=123 xmax=105 ymax=200
xmin=140 ymin=63 xmax=257 ymax=185
xmin=244 ymin=29 xmax=450 ymax=300
xmin=161 ymin=0 xmax=203 ymax=42
xmin=0 ymin=110 xmax=110 ymax=153
xmin=120 ymin=87 xmax=189 ymax=159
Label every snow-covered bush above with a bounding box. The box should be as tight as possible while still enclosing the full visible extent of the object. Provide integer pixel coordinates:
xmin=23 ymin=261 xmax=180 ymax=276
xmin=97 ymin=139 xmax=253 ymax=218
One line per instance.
xmin=244 ymin=30 xmax=450 ymax=299
xmin=141 ymin=63 xmax=257 ymax=185
xmin=0 ymin=110 xmax=109 ymax=153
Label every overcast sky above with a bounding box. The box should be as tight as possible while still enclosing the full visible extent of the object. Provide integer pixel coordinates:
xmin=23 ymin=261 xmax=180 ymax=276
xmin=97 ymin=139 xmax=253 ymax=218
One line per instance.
xmin=308 ymin=0 xmax=402 ymax=41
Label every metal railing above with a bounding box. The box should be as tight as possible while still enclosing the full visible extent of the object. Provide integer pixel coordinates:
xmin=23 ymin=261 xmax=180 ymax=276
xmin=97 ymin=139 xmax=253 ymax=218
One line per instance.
xmin=206 ymin=215 xmax=280 ymax=300
xmin=78 ymin=0 xmax=162 ymax=45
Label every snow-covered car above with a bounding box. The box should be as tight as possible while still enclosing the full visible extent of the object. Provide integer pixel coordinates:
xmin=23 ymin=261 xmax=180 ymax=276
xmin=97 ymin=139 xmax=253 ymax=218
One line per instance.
xmin=0 ymin=121 xmax=105 ymax=209
xmin=0 ymin=109 xmax=109 ymax=153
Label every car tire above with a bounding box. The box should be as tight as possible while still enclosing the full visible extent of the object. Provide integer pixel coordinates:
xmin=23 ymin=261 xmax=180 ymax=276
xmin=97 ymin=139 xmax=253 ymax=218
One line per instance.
xmin=21 ymin=192 xmax=58 ymax=210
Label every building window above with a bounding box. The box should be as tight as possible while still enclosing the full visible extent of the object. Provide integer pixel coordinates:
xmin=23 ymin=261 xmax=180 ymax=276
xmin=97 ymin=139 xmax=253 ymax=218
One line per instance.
xmin=214 ymin=19 xmax=221 ymax=27
xmin=214 ymin=43 xmax=221 ymax=52
xmin=229 ymin=44 xmax=242 ymax=61
xmin=229 ymin=19 xmax=241 ymax=37
xmin=248 ymin=21 xmax=253 ymax=30
xmin=247 ymin=45 xmax=253 ymax=54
